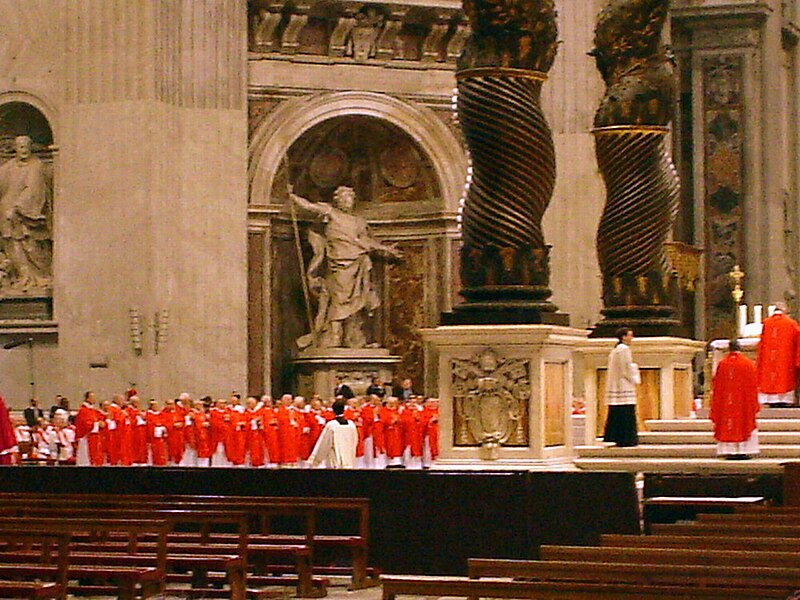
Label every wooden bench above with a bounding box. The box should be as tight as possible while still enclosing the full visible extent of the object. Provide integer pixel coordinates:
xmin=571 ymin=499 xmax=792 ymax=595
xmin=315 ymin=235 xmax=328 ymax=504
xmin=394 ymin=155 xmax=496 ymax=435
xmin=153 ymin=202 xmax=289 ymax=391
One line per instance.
xmin=642 ymin=496 xmax=766 ymax=533
xmin=466 ymin=557 xmax=800 ymax=591
xmin=0 ymin=581 xmax=63 ymax=599
xmin=1 ymin=491 xmax=370 ymax=590
xmin=602 ymin=533 xmax=800 ymax=552
xmin=0 ymin=530 xmax=69 ymax=600
xmin=540 ymin=543 xmax=800 ymax=569
xmin=380 ymin=574 xmax=793 ymax=599
xmin=0 ymin=503 xmax=316 ymax=598
xmin=650 ymin=522 xmax=800 ymax=536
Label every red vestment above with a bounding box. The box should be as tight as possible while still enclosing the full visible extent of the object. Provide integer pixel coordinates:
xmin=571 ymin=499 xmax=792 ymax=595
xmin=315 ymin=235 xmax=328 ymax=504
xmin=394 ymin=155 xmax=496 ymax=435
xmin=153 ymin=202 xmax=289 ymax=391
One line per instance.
xmin=422 ymin=404 xmax=439 ymax=459
xmin=165 ymin=408 xmax=185 ymax=464
xmin=209 ymin=407 xmax=229 ymax=457
xmin=227 ymin=408 xmax=247 ymax=466
xmin=276 ymin=405 xmax=299 ymax=464
xmin=264 ymin=407 xmax=280 ymax=464
xmin=372 ymin=406 xmax=385 ymax=455
xmin=308 ymin=409 xmax=325 ymax=452
xmin=345 ymin=407 xmax=364 ymax=457
xmin=0 ymin=396 xmax=16 ymax=465
xmin=298 ymin=407 xmax=313 ymax=460
xmin=192 ymin=409 xmax=212 ymax=459
xmin=399 ymin=404 xmax=423 ymax=457
xmin=127 ymin=406 xmax=148 ymax=465
xmin=146 ymin=409 xmax=168 ymax=466
xmin=757 ymin=312 xmax=800 ymax=394
xmin=246 ymin=407 xmax=266 ymax=467
xmin=711 ymin=351 xmax=760 ymax=443
xmin=381 ymin=405 xmax=403 ymax=458
xmin=75 ymin=403 xmax=104 ymax=466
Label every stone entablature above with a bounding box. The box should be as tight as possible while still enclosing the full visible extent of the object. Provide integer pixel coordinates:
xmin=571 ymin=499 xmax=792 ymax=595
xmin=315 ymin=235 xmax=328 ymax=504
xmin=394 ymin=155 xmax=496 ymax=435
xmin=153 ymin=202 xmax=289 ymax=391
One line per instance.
xmin=248 ymin=0 xmax=469 ymax=67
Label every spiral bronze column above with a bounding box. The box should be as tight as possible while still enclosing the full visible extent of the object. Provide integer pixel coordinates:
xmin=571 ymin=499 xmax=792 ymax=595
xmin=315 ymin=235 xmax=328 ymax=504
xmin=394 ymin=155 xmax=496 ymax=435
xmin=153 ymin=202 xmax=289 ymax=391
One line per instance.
xmin=443 ymin=0 xmax=567 ymax=325
xmin=589 ymin=0 xmax=682 ymax=337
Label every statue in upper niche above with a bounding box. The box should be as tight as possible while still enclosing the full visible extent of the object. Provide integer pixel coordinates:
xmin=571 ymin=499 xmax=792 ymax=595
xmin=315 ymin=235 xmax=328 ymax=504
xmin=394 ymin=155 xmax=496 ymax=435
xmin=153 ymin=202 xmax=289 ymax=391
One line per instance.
xmin=290 ymin=185 xmax=401 ymax=349
xmin=0 ymin=135 xmax=52 ymax=294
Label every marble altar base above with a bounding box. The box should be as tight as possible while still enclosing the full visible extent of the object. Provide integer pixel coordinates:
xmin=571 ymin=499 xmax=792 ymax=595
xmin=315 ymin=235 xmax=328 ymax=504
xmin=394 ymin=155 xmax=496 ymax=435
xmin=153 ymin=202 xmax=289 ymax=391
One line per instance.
xmin=578 ymin=337 xmax=706 ymax=445
xmin=421 ymin=325 xmax=588 ymax=464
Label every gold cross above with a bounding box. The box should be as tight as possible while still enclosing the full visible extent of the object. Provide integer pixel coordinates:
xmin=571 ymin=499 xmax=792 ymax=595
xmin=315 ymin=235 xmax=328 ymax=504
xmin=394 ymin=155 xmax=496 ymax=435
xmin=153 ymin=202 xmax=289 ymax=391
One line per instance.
xmin=729 ymin=264 xmax=744 ymax=304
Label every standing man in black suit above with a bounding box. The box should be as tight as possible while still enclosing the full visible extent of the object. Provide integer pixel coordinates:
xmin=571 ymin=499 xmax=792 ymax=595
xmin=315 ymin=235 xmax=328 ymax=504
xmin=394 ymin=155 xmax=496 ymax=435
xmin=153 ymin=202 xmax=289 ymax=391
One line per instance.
xmin=334 ymin=376 xmax=355 ymax=399
xmin=24 ymin=398 xmax=43 ymax=427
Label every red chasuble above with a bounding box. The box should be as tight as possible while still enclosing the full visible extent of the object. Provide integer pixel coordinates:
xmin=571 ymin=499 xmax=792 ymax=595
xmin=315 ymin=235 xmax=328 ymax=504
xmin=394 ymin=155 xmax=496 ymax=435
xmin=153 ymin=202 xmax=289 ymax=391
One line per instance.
xmin=711 ymin=351 xmax=760 ymax=443
xmin=757 ymin=312 xmax=800 ymax=394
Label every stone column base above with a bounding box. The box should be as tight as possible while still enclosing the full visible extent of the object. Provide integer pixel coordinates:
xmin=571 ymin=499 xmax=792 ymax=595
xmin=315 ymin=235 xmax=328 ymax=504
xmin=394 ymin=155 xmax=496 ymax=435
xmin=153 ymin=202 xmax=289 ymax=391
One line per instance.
xmin=421 ymin=325 xmax=588 ymax=463
xmin=293 ymin=347 xmax=400 ymax=399
xmin=578 ymin=337 xmax=706 ymax=445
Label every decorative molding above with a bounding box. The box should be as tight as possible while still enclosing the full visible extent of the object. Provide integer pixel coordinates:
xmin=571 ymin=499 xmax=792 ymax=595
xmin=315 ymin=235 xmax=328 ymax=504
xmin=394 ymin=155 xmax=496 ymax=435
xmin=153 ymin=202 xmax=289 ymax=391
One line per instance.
xmin=248 ymin=0 xmax=468 ymax=66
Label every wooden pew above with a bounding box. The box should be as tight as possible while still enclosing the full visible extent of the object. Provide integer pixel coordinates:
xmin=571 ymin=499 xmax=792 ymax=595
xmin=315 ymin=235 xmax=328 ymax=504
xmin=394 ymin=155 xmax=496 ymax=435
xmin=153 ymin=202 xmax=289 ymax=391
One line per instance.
xmin=540 ymin=544 xmax=800 ymax=569
xmin=0 ymin=491 xmax=371 ymax=590
xmin=602 ymin=533 xmax=800 ymax=552
xmin=380 ymin=574 xmax=792 ymax=599
xmin=642 ymin=496 xmax=766 ymax=532
xmin=466 ymin=557 xmax=800 ymax=594
xmin=650 ymin=522 xmax=800 ymax=536
xmin=0 ymin=530 xmax=69 ymax=600
xmin=0 ymin=501 xmax=318 ymax=598
xmin=0 ymin=581 xmax=63 ymax=599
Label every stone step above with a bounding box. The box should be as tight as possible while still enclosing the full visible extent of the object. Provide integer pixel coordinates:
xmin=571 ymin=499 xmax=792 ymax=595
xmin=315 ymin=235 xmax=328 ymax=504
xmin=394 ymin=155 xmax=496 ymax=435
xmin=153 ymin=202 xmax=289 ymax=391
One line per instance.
xmin=575 ymin=444 xmax=800 ymax=459
xmin=573 ymin=457 xmax=785 ymax=474
xmin=636 ymin=431 xmax=800 ymax=445
xmin=645 ymin=419 xmax=800 ymax=432
xmin=697 ymin=407 xmax=800 ymax=419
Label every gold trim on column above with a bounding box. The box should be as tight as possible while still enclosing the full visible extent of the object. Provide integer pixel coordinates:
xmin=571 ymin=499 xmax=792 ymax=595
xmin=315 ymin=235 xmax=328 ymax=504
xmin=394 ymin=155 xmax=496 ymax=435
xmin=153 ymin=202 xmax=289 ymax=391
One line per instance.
xmin=591 ymin=125 xmax=670 ymax=136
xmin=456 ymin=67 xmax=548 ymax=82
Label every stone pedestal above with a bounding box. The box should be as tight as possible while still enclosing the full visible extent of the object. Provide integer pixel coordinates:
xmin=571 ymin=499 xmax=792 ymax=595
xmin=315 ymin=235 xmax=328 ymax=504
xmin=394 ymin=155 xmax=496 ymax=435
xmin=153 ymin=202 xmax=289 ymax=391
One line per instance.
xmin=578 ymin=337 xmax=706 ymax=446
xmin=293 ymin=347 xmax=400 ymax=400
xmin=421 ymin=325 xmax=588 ymax=467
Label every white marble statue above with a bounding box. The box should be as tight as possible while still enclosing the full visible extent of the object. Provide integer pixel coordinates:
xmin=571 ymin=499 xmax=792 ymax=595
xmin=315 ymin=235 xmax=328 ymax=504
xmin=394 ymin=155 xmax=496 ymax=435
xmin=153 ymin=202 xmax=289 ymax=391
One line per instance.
xmin=0 ymin=135 xmax=52 ymax=294
xmin=290 ymin=185 xmax=400 ymax=349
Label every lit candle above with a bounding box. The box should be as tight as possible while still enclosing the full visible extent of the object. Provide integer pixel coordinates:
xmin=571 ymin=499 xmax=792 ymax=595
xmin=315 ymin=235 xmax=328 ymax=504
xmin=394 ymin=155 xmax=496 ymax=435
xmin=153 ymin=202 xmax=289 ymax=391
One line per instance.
xmin=738 ymin=304 xmax=748 ymax=336
xmin=754 ymin=304 xmax=763 ymax=324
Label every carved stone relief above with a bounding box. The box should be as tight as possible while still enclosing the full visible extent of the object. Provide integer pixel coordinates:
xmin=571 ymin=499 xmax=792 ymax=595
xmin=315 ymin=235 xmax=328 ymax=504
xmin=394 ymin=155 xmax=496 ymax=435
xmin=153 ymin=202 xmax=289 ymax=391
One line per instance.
xmin=452 ymin=348 xmax=530 ymax=447
xmin=248 ymin=0 xmax=468 ymax=64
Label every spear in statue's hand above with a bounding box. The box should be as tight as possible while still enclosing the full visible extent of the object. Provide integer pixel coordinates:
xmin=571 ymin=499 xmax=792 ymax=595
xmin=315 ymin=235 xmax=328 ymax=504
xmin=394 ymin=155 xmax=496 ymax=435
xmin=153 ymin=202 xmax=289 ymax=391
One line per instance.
xmin=285 ymin=161 xmax=315 ymax=345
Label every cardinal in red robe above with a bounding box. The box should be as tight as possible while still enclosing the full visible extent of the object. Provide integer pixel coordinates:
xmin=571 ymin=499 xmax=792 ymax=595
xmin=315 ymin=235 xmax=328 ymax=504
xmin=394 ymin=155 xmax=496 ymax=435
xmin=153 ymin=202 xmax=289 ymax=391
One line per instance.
xmin=0 ymin=395 xmax=17 ymax=465
xmin=757 ymin=307 xmax=800 ymax=404
xmin=711 ymin=339 xmax=761 ymax=458
xmin=75 ymin=392 xmax=105 ymax=466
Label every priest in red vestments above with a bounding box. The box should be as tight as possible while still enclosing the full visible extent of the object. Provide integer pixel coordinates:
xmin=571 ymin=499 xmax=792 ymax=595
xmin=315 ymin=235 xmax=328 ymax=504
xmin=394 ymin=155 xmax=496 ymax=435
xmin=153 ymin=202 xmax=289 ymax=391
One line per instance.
xmin=0 ymin=395 xmax=17 ymax=465
xmin=245 ymin=396 xmax=266 ymax=468
xmin=381 ymin=397 xmax=403 ymax=466
xmin=711 ymin=339 xmax=761 ymax=459
xmin=276 ymin=394 xmax=299 ymax=466
xmin=192 ymin=400 xmax=212 ymax=466
xmin=75 ymin=391 xmax=105 ymax=466
xmin=756 ymin=305 xmax=800 ymax=404
xmin=146 ymin=400 xmax=169 ymax=466
xmin=127 ymin=397 xmax=149 ymax=466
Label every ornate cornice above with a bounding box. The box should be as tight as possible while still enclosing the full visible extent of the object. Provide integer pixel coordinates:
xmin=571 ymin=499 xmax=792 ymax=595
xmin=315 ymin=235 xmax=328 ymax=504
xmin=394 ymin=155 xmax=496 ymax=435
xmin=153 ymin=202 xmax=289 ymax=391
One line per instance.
xmin=248 ymin=0 xmax=469 ymax=67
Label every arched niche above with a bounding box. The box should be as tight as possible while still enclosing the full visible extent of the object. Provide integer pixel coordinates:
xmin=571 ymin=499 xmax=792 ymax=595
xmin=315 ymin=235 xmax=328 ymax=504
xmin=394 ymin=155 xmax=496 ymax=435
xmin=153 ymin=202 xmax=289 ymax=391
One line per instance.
xmin=248 ymin=91 xmax=466 ymax=214
xmin=281 ymin=115 xmax=442 ymax=220
xmin=0 ymin=99 xmax=55 ymax=312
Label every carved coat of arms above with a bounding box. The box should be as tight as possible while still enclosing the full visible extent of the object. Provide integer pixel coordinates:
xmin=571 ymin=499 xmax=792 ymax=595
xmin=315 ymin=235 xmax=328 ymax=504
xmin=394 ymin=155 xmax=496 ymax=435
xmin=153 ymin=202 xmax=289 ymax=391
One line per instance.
xmin=452 ymin=348 xmax=529 ymax=447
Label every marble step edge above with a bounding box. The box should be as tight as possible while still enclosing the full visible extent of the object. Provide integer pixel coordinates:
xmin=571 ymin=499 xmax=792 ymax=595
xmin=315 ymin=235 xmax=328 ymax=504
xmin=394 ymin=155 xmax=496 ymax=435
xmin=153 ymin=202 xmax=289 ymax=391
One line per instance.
xmin=575 ymin=444 xmax=800 ymax=458
xmin=645 ymin=419 xmax=800 ymax=432
xmin=573 ymin=457 xmax=784 ymax=474
xmin=635 ymin=431 xmax=800 ymax=444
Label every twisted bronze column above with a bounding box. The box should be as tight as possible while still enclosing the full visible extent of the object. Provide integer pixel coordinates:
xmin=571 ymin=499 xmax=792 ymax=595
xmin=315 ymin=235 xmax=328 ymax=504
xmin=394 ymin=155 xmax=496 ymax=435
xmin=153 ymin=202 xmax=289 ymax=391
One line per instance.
xmin=590 ymin=0 xmax=682 ymax=337
xmin=443 ymin=0 xmax=567 ymax=325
